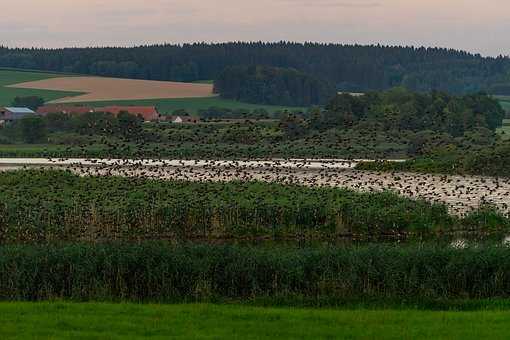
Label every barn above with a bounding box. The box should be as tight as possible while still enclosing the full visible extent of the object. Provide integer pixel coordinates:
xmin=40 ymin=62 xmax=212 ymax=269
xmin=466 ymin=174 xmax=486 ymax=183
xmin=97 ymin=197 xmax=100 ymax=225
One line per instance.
xmin=0 ymin=107 xmax=36 ymax=126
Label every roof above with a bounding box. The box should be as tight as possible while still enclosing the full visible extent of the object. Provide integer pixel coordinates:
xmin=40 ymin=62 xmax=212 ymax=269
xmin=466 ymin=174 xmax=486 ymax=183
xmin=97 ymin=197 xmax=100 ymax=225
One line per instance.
xmin=4 ymin=107 xmax=35 ymax=114
xmin=168 ymin=115 xmax=200 ymax=123
xmin=95 ymin=106 xmax=159 ymax=121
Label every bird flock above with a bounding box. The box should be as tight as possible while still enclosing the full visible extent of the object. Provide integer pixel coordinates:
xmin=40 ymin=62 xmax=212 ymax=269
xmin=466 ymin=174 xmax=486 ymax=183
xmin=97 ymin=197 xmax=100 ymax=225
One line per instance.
xmin=1 ymin=157 xmax=509 ymax=217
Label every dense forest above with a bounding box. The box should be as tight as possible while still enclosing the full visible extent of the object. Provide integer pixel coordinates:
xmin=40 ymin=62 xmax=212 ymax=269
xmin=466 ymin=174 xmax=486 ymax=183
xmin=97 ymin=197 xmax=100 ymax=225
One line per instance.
xmin=214 ymin=65 xmax=335 ymax=106
xmin=1 ymin=42 xmax=510 ymax=94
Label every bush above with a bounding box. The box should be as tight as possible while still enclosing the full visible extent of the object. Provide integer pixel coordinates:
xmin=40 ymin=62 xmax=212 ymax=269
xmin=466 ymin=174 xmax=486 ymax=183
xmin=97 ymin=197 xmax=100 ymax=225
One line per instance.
xmin=19 ymin=116 xmax=47 ymax=144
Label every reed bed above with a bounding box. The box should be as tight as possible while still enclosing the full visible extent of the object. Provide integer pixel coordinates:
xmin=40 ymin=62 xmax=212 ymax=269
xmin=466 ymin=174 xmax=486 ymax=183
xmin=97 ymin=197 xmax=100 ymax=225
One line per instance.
xmin=2 ymin=169 xmax=506 ymax=242
xmin=2 ymin=243 xmax=510 ymax=303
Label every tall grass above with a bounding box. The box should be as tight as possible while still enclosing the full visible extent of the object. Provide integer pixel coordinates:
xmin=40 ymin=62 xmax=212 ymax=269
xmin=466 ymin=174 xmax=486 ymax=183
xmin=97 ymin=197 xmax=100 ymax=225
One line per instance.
xmin=0 ymin=169 xmax=496 ymax=243
xmin=2 ymin=243 xmax=510 ymax=303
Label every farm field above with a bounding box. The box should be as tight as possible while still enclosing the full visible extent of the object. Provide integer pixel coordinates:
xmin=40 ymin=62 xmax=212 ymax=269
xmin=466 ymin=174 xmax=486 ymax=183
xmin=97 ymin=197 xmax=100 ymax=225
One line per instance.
xmin=8 ymin=76 xmax=215 ymax=103
xmin=0 ymin=69 xmax=81 ymax=105
xmin=70 ymin=96 xmax=305 ymax=114
xmin=2 ymin=303 xmax=510 ymax=340
xmin=1 ymin=69 xmax=302 ymax=113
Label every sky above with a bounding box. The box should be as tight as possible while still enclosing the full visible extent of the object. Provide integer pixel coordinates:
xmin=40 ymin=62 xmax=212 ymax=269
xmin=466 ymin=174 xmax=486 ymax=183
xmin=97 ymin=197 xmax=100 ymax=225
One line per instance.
xmin=2 ymin=0 xmax=509 ymax=56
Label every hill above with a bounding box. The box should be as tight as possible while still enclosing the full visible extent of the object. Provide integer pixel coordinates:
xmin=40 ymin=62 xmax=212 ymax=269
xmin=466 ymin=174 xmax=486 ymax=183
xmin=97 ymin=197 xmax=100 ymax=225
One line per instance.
xmin=2 ymin=43 xmax=510 ymax=94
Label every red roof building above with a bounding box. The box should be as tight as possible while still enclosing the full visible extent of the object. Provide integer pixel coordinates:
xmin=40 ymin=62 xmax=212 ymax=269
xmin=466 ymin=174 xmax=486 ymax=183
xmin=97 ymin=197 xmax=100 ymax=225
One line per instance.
xmin=95 ymin=106 xmax=160 ymax=122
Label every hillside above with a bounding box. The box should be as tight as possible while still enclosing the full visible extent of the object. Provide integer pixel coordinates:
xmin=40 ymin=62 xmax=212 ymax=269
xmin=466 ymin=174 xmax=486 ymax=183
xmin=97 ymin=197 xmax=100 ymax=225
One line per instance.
xmin=0 ymin=69 xmax=302 ymax=113
xmin=2 ymin=43 xmax=510 ymax=94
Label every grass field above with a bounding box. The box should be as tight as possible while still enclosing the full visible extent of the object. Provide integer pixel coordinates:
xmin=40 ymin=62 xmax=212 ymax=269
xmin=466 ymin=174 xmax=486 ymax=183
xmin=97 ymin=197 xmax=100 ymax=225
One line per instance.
xmin=2 ymin=303 xmax=510 ymax=339
xmin=0 ymin=69 xmax=81 ymax=106
xmin=71 ymin=96 xmax=305 ymax=114
xmin=0 ymin=69 xmax=303 ymax=113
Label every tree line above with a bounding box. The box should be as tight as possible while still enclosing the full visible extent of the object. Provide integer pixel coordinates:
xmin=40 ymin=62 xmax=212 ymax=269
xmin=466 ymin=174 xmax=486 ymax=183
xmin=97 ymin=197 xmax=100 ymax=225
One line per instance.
xmin=1 ymin=42 xmax=510 ymax=94
xmin=280 ymin=88 xmax=505 ymax=138
xmin=214 ymin=65 xmax=335 ymax=106
xmin=2 ymin=111 xmax=145 ymax=144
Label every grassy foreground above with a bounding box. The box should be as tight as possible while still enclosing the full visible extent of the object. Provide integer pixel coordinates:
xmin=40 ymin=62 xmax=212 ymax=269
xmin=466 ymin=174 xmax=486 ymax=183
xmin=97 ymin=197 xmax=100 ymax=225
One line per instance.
xmin=5 ymin=243 xmax=510 ymax=302
xmin=1 ymin=302 xmax=510 ymax=339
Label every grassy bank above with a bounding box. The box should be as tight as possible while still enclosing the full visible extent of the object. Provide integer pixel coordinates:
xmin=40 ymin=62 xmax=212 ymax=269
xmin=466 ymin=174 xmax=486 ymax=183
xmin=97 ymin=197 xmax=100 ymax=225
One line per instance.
xmin=2 ymin=302 xmax=510 ymax=339
xmin=2 ymin=169 xmax=507 ymax=243
xmin=3 ymin=243 xmax=510 ymax=303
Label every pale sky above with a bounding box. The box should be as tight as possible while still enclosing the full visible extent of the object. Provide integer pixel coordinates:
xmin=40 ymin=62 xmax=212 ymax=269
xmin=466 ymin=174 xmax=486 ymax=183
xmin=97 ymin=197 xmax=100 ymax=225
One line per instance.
xmin=2 ymin=0 xmax=509 ymax=56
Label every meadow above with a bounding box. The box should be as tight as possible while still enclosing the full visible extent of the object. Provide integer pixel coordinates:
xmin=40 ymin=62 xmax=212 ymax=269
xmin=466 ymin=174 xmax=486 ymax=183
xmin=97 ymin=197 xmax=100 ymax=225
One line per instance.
xmin=4 ymin=303 xmax=510 ymax=339
xmin=0 ymin=69 xmax=81 ymax=106
xmin=70 ymin=96 xmax=304 ymax=114
xmin=0 ymin=68 xmax=302 ymax=113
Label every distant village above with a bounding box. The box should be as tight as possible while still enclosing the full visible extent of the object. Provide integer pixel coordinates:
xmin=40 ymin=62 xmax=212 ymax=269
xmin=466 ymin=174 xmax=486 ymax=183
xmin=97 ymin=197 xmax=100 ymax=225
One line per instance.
xmin=0 ymin=105 xmax=200 ymax=126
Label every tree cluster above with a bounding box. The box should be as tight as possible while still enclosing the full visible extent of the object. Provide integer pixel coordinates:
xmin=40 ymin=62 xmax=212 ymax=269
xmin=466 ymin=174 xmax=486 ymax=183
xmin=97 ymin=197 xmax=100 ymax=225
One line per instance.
xmin=213 ymin=65 xmax=336 ymax=106
xmin=11 ymin=96 xmax=45 ymax=111
xmin=307 ymin=88 xmax=505 ymax=137
xmin=197 ymin=107 xmax=272 ymax=120
xmin=8 ymin=111 xmax=145 ymax=144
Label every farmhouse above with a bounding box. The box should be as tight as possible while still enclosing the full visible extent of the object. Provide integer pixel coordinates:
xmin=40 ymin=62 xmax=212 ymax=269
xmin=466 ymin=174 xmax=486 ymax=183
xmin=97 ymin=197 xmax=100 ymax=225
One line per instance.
xmin=95 ymin=106 xmax=160 ymax=122
xmin=166 ymin=115 xmax=200 ymax=124
xmin=0 ymin=107 xmax=36 ymax=126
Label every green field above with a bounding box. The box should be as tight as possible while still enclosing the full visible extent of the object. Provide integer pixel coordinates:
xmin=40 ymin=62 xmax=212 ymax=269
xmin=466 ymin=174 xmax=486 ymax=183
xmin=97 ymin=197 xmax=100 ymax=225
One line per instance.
xmin=0 ymin=69 xmax=82 ymax=106
xmin=1 ymin=303 xmax=510 ymax=339
xmin=0 ymin=69 xmax=304 ymax=113
xmin=72 ymin=96 xmax=305 ymax=114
